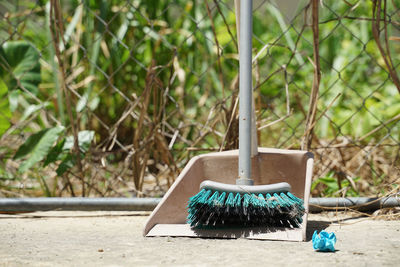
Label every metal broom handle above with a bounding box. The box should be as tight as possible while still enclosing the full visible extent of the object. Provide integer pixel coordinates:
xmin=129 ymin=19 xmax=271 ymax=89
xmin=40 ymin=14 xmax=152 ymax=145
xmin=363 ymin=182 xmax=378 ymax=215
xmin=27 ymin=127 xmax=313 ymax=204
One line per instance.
xmin=237 ymin=0 xmax=254 ymax=186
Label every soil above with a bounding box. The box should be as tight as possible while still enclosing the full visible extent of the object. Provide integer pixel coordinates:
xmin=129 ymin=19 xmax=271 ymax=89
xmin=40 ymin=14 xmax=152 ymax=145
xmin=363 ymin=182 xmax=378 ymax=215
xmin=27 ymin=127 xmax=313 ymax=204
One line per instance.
xmin=0 ymin=211 xmax=399 ymax=266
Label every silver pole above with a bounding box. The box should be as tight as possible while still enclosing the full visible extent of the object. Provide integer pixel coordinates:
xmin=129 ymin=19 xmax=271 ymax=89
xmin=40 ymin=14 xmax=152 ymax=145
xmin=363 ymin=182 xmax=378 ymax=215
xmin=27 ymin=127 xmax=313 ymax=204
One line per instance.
xmin=308 ymin=197 xmax=400 ymax=212
xmin=0 ymin=197 xmax=398 ymax=212
xmin=237 ymin=0 xmax=253 ymax=185
xmin=0 ymin=198 xmax=159 ymax=212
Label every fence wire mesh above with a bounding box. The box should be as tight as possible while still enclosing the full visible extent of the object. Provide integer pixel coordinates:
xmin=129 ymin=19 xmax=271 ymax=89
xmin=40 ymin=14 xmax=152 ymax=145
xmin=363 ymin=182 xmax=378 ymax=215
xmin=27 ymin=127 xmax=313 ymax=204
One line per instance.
xmin=0 ymin=0 xmax=399 ymax=198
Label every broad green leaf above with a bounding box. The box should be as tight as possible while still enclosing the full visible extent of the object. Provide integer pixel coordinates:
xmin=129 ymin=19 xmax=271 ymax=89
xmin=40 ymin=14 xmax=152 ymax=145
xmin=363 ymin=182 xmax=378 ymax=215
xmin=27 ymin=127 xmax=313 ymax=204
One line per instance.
xmin=63 ymin=130 xmax=95 ymax=153
xmin=21 ymin=102 xmax=50 ymax=122
xmin=88 ymin=96 xmax=100 ymax=111
xmin=76 ymin=93 xmax=89 ymax=112
xmin=76 ymin=94 xmax=100 ymax=112
xmin=43 ymin=139 xmax=66 ymax=167
xmin=0 ymin=79 xmax=11 ymax=136
xmin=56 ymin=154 xmax=76 ymax=176
xmin=14 ymin=129 xmax=47 ymax=160
xmin=14 ymin=126 xmax=64 ymax=172
xmin=0 ymin=41 xmax=41 ymax=95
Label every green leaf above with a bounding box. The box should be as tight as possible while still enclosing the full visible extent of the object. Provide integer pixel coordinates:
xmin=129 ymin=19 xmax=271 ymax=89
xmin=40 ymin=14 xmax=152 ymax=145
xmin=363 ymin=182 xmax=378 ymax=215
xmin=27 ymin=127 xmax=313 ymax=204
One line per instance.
xmin=20 ymin=102 xmax=50 ymax=122
xmin=0 ymin=79 xmax=11 ymax=136
xmin=63 ymin=130 xmax=95 ymax=153
xmin=43 ymin=139 xmax=66 ymax=167
xmin=8 ymin=90 xmax=19 ymax=112
xmin=0 ymin=41 xmax=41 ymax=95
xmin=76 ymin=93 xmax=89 ymax=112
xmin=14 ymin=126 xmax=64 ymax=172
xmin=56 ymin=153 xmax=76 ymax=176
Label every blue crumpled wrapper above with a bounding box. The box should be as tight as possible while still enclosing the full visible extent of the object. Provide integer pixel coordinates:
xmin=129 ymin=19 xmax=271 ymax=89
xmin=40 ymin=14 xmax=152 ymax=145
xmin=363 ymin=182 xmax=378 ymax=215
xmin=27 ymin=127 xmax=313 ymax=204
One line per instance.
xmin=312 ymin=230 xmax=336 ymax=252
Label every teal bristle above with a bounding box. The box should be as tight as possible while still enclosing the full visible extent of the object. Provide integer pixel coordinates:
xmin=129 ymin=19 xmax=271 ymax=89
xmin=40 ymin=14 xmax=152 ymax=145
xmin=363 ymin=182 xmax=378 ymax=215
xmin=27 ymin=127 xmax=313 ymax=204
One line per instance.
xmin=206 ymin=191 xmax=219 ymax=207
xmin=280 ymin=193 xmax=295 ymax=207
xmin=266 ymin=193 xmax=276 ymax=208
xmin=187 ymin=188 xmax=305 ymax=228
xmin=243 ymin=194 xmax=251 ymax=208
xmin=234 ymin=193 xmax=241 ymax=207
xmin=225 ymin=193 xmax=235 ymax=207
xmin=274 ymin=193 xmax=288 ymax=208
xmin=287 ymin=192 xmax=304 ymax=205
xmin=217 ymin=192 xmax=226 ymax=206
xmin=250 ymin=194 xmax=261 ymax=208
xmin=188 ymin=189 xmax=206 ymax=208
xmin=258 ymin=194 xmax=267 ymax=206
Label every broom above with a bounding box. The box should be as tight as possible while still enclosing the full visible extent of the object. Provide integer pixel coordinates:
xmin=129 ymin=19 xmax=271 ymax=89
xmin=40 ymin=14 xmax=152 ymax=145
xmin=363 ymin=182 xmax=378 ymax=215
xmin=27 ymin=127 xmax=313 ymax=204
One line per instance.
xmin=187 ymin=0 xmax=305 ymax=229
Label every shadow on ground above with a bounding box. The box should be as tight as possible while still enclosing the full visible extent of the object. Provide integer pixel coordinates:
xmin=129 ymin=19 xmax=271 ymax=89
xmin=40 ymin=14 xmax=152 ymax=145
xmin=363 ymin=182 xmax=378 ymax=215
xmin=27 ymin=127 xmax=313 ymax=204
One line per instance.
xmin=306 ymin=220 xmax=331 ymax=241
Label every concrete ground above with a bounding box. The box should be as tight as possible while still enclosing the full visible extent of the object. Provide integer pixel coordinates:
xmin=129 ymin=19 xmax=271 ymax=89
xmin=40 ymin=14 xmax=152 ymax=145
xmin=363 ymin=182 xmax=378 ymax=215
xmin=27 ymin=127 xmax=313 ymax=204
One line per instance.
xmin=0 ymin=211 xmax=399 ymax=266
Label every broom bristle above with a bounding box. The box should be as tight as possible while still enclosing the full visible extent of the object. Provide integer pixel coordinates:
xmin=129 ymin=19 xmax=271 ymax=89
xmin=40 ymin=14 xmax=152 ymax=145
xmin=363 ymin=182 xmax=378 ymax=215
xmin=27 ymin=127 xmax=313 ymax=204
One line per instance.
xmin=187 ymin=189 xmax=304 ymax=228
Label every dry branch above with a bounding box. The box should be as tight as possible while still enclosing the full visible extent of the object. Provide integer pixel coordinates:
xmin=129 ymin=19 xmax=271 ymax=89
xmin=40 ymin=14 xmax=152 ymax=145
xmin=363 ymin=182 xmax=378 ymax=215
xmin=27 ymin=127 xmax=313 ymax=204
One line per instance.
xmin=372 ymin=0 xmax=400 ymax=94
xmin=302 ymin=0 xmax=321 ymax=151
xmin=49 ymin=0 xmax=85 ymax=196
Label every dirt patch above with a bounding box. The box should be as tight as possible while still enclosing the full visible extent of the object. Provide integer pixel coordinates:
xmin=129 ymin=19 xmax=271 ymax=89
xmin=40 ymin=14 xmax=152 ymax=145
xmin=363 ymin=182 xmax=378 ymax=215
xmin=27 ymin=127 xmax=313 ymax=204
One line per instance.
xmin=0 ymin=211 xmax=399 ymax=266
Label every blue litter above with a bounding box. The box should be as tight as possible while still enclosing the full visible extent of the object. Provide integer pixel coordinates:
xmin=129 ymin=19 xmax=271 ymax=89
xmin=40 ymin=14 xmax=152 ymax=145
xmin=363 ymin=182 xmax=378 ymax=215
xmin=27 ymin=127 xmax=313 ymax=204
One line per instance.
xmin=312 ymin=230 xmax=336 ymax=252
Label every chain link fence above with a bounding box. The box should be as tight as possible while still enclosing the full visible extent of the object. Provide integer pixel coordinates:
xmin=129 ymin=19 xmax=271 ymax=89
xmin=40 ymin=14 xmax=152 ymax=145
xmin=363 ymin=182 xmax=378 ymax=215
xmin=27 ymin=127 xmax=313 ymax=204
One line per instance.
xmin=0 ymin=0 xmax=399 ymax=198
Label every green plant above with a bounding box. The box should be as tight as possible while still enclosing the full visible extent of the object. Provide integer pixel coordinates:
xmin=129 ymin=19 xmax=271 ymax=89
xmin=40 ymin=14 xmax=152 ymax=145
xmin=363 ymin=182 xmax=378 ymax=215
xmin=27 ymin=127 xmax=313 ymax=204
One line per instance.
xmin=0 ymin=41 xmax=41 ymax=95
xmin=0 ymin=79 xmax=11 ymax=136
xmin=312 ymin=172 xmax=360 ymax=197
xmin=13 ymin=127 xmax=94 ymax=176
xmin=0 ymin=41 xmax=44 ymax=138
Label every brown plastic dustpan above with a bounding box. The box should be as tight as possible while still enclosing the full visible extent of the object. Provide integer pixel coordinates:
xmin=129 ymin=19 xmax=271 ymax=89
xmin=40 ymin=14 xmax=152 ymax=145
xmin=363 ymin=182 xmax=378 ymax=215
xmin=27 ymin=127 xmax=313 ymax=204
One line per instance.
xmin=144 ymin=147 xmax=314 ymax=241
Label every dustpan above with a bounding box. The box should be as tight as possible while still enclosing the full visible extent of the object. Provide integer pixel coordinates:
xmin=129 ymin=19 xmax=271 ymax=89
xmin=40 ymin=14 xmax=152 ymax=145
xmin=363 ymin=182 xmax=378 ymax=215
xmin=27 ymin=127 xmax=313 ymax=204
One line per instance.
xmin=144 ymin=148 xmax=313 ymax=241
xmin=144 ymin=0 xmax=314 ymax=241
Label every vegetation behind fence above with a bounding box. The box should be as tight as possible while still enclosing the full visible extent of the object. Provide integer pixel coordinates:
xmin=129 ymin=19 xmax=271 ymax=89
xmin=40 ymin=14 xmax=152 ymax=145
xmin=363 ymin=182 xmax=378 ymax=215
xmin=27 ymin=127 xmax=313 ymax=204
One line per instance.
xmin=0 ymin=0 xmax=399 ymax=198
